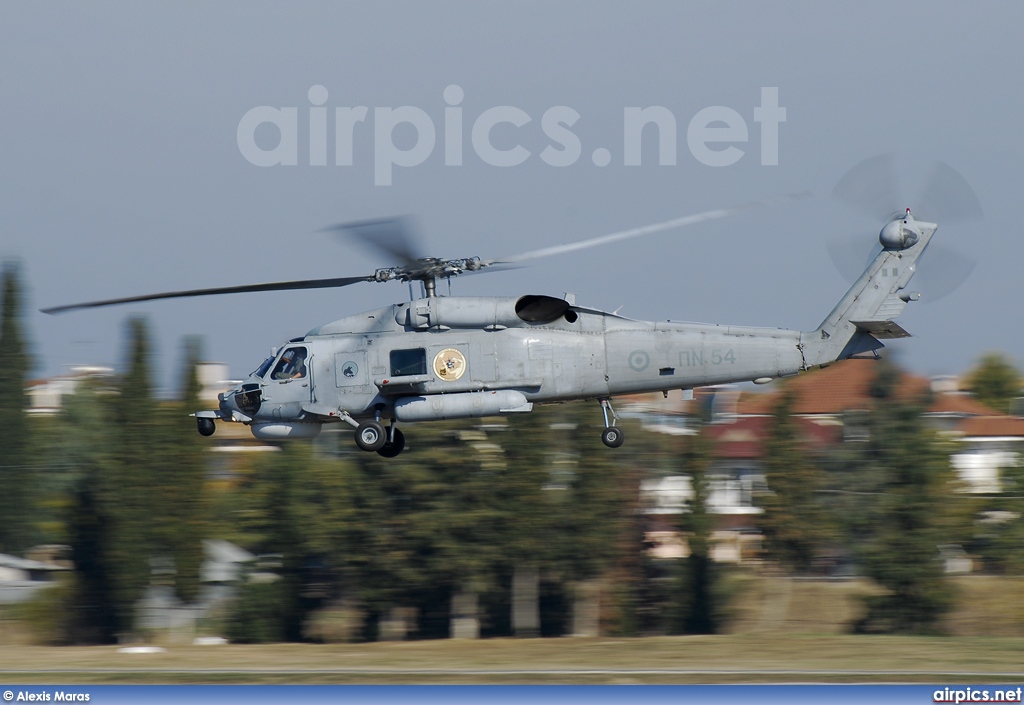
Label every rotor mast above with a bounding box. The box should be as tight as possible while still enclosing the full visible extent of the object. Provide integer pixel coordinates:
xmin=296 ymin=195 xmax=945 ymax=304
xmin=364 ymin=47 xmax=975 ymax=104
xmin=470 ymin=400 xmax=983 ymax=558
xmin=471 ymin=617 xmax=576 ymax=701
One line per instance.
xmin=422 ymin=276 xmax=437 ymax=298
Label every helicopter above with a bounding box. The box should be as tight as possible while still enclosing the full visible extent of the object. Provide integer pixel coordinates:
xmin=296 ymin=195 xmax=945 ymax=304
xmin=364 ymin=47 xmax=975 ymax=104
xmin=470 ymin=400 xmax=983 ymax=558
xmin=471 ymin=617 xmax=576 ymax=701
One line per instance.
xmin=43 ymin=158 xmax=980 ymax=457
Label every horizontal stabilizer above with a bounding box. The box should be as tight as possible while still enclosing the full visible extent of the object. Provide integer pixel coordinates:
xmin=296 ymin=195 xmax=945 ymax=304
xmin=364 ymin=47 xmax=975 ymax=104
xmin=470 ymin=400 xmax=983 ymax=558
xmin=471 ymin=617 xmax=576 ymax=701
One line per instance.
xmin=851 ymin=320 xmax=912 ymax=339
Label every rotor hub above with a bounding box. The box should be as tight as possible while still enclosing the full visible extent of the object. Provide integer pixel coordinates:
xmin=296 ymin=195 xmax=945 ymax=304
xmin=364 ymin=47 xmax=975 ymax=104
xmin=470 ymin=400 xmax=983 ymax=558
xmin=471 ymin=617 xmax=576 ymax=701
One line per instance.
xmin=374 ymin=257 xmax=486 ymax=285
xmin=879 ymin=211 xmax=921 ymax=250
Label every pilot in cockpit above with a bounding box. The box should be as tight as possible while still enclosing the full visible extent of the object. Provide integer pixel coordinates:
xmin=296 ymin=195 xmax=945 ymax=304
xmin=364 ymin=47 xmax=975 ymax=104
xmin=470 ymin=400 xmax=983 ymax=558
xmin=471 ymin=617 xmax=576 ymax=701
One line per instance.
xmin=271 ymin=347 xmax=307 ymax=380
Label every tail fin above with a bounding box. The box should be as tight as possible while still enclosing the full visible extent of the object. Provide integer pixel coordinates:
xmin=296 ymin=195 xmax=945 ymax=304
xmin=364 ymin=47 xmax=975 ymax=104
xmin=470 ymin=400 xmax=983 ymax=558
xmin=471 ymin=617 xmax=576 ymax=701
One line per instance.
xmin=799 ymin=218 xmax=937 ymax=368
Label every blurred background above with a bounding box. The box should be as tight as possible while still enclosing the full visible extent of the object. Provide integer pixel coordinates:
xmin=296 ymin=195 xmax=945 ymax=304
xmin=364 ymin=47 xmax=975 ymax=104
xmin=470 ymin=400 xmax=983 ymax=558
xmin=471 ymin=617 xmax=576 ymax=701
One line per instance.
xmin=1 ymin=0 xmax=1024 ymax=655
xmin=1 ymin=271 xmax=1023 ymax=645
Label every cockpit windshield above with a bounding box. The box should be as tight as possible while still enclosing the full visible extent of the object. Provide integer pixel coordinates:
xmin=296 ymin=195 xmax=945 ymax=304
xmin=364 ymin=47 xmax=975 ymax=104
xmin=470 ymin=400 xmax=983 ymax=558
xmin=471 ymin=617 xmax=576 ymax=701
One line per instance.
xmin=252 ymin=356 xmax=275 ymax=379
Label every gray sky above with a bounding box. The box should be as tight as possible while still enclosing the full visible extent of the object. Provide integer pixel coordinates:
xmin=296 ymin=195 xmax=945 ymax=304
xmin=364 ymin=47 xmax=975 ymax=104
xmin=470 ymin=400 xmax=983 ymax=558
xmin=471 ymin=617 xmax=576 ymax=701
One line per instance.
xmin=2 ymin=1 xmax=1022 ymax=391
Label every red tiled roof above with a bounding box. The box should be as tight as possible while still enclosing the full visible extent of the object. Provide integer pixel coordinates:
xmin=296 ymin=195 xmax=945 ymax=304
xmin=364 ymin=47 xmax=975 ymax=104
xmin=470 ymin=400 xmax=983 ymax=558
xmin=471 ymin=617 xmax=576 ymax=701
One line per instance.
xmin=705 ymin=415 xmax=839 ymax=459
xmin=734 ymin=359 xmax=998 ymax=417
xmin=957 ymin=416 xmax=1024 ymax=438
xmin=928 ymin=393 xmax=1001 ymax=416
xmin=617 ymin=391 xmax=695 ymax=415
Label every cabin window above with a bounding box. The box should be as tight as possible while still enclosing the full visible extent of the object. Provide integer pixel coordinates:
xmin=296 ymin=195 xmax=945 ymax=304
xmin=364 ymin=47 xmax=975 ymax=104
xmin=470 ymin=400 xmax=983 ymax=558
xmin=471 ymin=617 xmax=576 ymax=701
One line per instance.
xmin=390 ymin=348 xmax=426 ymax=377
xmin=271 ymin=346 xmax=308 ymax=380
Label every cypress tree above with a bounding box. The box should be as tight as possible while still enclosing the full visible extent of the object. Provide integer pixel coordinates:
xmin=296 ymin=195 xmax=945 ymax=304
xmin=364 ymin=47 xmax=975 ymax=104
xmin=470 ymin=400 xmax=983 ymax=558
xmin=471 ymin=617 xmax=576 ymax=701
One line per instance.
xmin=0 ymin=262 xmax=34 ymax=553
xmin=104 ymin=316 xmax=160 ymax=635
xmin=154 ymin=336 xmax=208 ymax=604
xmin=758 ymin=392 xmax=832 ymax=574
xmin=63 ymin=377 xmax=120 ymax=643
xmin=672 ymin=424 xmax=720 ymax=634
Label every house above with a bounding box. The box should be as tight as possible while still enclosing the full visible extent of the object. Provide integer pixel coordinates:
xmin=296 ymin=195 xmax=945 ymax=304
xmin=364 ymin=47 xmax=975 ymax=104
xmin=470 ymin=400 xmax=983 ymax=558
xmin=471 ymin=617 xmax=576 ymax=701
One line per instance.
xmin=730 ymin=358 xmax=1023 ymax=492
xmin=633 ymin=359 xmax=1024 ymax=564
xmin=950 ymin=415 xmax=1024 ymax=493
xmin=136 ymin=539 xmax=256 ymax=634
xmin=0 ymin=551 xmax=69 ymax=604
xmin=26 ymin=366 xmax=114 ymax=415
xmin=638 ymin=414 xmax=837 ymax=564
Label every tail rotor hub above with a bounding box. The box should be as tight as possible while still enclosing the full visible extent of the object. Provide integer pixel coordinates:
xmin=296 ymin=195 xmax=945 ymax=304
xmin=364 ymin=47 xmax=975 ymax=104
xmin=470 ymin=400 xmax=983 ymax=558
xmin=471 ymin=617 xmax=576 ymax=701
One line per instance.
xmin=879 ymin=208 xmax=922 ymax=250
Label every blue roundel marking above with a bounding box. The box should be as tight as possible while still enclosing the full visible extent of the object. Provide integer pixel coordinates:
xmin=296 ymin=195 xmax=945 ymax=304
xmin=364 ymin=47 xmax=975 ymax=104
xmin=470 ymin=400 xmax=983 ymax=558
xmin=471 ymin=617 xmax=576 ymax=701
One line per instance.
xmin=628 ymin=350 xmax=650 ymax=372
xmin=341 ymin=361 xmax=359 ymax=378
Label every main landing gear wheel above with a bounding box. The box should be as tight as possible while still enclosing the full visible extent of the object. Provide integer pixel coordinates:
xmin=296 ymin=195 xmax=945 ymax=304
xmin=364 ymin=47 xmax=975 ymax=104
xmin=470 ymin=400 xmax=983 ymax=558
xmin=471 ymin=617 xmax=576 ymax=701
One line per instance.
xmin=377 ymin=427 xmax=406 ymax=458
xmin=601 ymin=426 xmax=624 ymax=448
xmin=355 ymin=420 xmax=387 ymax=452
xmin=598 ymin=398 xmax=623 ymax=448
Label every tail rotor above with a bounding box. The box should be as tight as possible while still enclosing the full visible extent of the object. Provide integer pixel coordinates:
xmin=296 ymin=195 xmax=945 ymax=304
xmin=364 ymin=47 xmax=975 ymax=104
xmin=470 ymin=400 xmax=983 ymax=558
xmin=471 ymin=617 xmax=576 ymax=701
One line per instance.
xmin=827 ymin=154 xmax=983 ymax=303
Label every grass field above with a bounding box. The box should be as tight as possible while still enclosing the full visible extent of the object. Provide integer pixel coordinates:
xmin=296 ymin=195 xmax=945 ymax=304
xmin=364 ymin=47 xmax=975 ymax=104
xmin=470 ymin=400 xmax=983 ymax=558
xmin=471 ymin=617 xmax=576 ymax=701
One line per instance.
xmin=0 ymin=634 xmax=1023 ymax=684
xmin=1 ymin=576 xmax=1022 ymax=684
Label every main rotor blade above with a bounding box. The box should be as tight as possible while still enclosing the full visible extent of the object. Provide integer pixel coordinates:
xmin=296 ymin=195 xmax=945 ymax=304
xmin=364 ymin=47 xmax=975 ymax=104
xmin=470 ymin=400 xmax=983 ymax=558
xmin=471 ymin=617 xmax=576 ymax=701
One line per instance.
xmin=491 ymin=193 xmax=811 ymax=265
xmin=323 ymin=216 xmax=423 ymax=268
xmin=41 ymin=275 xmax=374 ymax=315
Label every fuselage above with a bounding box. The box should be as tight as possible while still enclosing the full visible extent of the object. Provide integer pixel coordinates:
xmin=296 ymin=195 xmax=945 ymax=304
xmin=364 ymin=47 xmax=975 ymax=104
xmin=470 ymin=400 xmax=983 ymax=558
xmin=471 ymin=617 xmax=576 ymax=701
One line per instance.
xmin=217 ymin=294 xmax=805 ymax=435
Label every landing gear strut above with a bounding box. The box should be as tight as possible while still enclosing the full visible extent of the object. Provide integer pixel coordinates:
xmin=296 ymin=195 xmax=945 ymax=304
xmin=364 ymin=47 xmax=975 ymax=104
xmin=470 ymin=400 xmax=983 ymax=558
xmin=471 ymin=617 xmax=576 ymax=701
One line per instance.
xmin=599 ymin=398 xmax=624 ymax=448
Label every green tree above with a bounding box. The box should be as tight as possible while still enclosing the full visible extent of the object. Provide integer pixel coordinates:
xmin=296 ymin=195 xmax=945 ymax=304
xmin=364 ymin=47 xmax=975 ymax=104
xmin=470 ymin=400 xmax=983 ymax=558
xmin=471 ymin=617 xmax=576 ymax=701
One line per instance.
xmin=60 ymin=324 xmax=208 ymax=642
xmin=499 ymin=408 xmax=563 ymax=637
xmin=152 ymin=336 xmax=209 ymax=604
xmin=836 ymin=362 xmax=960 ymax=634
xmin=758 ymin=393 xmax=833 ymax=574
xmin=62 ymin=378 xmax=120 ymax=643
xmin=964 ymin=353 xmax=1022 ymax=414
xmin=501 ymin=403 xmax=641 ymax=637
xmin=0 ymin=262 xmax=35 ymax=553
xmin=556 ymin=405 xmax=643 ymax=602
xmin=216 ymin=403 xmax=662 ymax=641
xmin=225 ymin=423 xmax=503 ymax=641
xmin=103 ymin=316 xmax=161 ymax=634
xmin=670 ymin=424 xmax=723 ymax=634
xmin=63 ymin=317 xmax=162 ymax=640
xmin=226 ymin=442 xmax=310 ymax=641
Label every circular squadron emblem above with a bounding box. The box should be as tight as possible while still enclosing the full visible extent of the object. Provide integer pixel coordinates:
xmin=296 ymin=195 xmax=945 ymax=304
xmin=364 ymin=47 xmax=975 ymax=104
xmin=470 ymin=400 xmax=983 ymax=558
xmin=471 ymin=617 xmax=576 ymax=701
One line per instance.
xmin=433 ymin=348 xmax=467 ymax=381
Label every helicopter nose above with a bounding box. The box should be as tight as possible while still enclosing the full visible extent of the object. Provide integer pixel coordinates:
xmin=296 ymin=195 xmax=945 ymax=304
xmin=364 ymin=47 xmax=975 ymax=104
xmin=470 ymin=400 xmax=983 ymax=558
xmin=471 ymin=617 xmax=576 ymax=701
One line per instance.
xmin=218 ymin=382 xmax=262 ymax=420
xmin=219 ymin=389 xmax=240 ymax=416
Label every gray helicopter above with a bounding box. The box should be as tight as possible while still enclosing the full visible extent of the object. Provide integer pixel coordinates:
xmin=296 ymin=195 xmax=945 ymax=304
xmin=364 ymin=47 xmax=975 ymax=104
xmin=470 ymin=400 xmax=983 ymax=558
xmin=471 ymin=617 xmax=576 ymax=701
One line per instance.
xmin=43 ymin=158 xmax=980 ymax=457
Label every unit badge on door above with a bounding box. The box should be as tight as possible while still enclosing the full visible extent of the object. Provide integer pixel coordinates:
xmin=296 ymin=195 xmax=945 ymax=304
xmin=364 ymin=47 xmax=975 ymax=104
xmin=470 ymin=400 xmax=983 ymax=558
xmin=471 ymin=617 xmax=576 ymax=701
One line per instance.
xmin=433 ymin=348 xmax=467 ymax=381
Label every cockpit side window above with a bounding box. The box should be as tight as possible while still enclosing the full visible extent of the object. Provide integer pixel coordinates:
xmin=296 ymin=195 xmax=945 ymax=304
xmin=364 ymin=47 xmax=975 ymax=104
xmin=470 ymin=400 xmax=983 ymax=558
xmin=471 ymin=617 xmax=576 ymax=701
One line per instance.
xmin=253 ymin=356 xmax=276 ymax=379
xmin=271 ymin=346 xmax=308 ymax=380
xmin=390 ymin=348 xmax=426 ymax=376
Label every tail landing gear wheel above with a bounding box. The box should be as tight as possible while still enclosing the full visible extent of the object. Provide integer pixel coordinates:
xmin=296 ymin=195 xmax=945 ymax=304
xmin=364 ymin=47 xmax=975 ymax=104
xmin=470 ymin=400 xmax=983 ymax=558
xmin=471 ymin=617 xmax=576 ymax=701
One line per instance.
xmin=355 ymin=421 xmax=387 ymax=452
xmin=601 ymin=426 xmax=624 ymax=448
xmin=377 ymin=427 xmax=406 ymax=458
